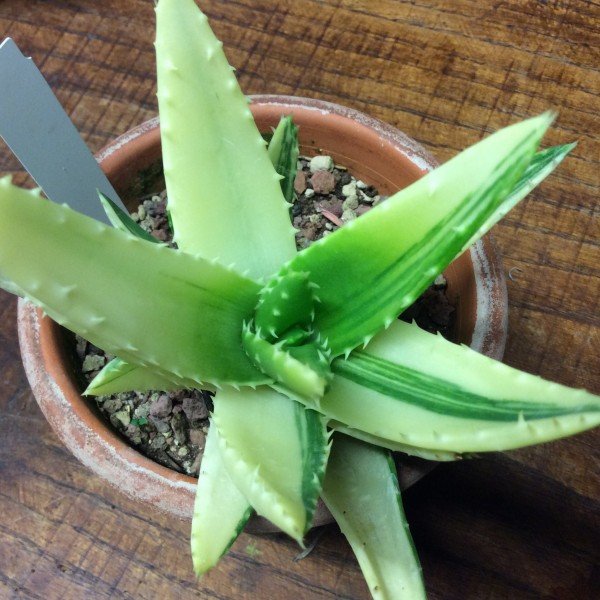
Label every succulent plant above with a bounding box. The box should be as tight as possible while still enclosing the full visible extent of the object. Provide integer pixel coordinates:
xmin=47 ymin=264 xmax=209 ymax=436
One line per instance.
xmin=0 ymin=0 xmax=598 ymax=598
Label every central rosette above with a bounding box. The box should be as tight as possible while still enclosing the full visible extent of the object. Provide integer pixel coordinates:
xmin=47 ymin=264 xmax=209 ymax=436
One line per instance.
xmin=242 ymin=269 xmax=332 ymax=402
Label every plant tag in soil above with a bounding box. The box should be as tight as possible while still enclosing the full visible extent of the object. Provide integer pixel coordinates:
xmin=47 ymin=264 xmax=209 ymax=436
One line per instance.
xmin=0 ymin=38 xmax=126 ymax=223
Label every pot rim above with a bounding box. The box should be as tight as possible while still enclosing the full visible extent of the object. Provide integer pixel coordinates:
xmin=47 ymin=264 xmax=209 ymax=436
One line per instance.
xmin=17 ymin=95 xmax=508 ymax=522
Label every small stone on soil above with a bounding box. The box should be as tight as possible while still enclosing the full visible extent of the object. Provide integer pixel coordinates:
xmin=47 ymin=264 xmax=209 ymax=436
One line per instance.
xmin=341 ymin=209 xmax=357 ymax=223
xmin=310 ymin=170 xmax=335 ymax=194
xmin=294 ymin=171 xmax=307 ymax=194
xmin=102 ymin=399 xmax=123 ymax=414
xmin=111 ymin=409 xmax=131 ymax=428
xmin=189 ymin=428 xmax=206 ymax=447
xmin=341 ymin=182 xmax=357 ymax=197
xmin=342 ymin=195 xmax=359 ymax=210
xmin=171 ymin=412 xmax=188 ymax=444
xmin=182 ymin=397 xmax=209 ymax=423
xmin=82 ymin=354 xmax=105 ymax=373
xmin=149 ymin=394 xmax=172 ymax=418
xmin=149 ymin=415 xmax=171 ymax=434
xmin=309 ymin=155 xmax=334 ymax=173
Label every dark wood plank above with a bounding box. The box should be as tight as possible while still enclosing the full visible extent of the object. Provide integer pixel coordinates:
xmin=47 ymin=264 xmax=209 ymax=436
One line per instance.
xmin=0 ymin=1 xmax=598 ymax=598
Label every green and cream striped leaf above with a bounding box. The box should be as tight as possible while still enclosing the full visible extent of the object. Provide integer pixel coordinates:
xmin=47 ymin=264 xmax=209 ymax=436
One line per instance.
xmin=155 ymin=0 xmax=296 ymax=278
xmin=0 ymin=179 xmax=266 ymax=388
xmin=461 ymin=142 xmax=575 ymax=254
xmin=320 ymin=320 xmax=600 ymax=453
xmin=191 ymin=424 xmax=253 ymax=576
xmin=268 ymin=115 xmax=300 ymax=204
xmin=328 ymin=421 xmax=462 ymax=462
xmin=275 ymin=113 xmax=554 ymax=358
xmin=322 ymin=434 xmax=425 ymax=600
xmin=213 ymin=386 xmax=330 ymax=542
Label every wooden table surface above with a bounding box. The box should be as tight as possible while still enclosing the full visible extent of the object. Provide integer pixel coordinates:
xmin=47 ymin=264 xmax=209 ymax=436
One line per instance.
xmin=0 ymin=1 xmax=598 ymax=598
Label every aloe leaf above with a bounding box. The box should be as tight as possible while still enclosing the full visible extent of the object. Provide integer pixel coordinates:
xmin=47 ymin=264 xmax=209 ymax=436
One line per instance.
xmin=191 ymin=424 xmax=253 ymax=575
xmin=156 ymin=0 xmax=330 ymax=559
xmin=85 ymin=357 xmax=209 ymax=396
xmin=213 ymin=386 xmax=330 ymax=542
xmin=0 ymin=180 xmax=266 ymax=387
xmin=322 ymin=434 xmax=425 ymax=600
xmin=275 ymin=113 xmax=555 ymax=358
xmin=318 ymin=320 xmax=600 ymax=453
xmin=268 ymin=115 xmax=299 ymax=203
xmin=98 ymin=191 xmax=161 ymax=244
xmin=328 ymin=421 xmax=461 ymax=462
xmin=155 ymin=0 xmax=296 ymax=278
xmin=462 ymin=142 xmax=575 ymax=253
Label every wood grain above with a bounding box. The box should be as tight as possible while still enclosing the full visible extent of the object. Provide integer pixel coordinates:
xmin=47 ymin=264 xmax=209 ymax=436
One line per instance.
xmin=0 ymin=1 xmax=598 ymax=598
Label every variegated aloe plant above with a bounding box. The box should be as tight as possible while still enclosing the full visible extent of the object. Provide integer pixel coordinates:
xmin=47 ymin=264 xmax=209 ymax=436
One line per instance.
xmin=1 ymin=1 xmax=598 ymax=598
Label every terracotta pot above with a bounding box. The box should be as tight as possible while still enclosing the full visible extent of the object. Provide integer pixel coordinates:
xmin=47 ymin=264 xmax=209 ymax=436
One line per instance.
xmin=17 ymin=95 xmax=508 ymax=530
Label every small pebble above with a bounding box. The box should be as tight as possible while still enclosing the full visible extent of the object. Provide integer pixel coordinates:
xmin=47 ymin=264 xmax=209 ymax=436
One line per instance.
xmin=151 ymin=229 xmax=168 ymax=242
xmin=342 ymin=195 xmax=359 ymax=210
xmin=82 ymin=354 xmax=106 ymax=373
xmin=358 ymin=190 xmax=374 ymax=204
xmin=304 ymin=188 xmax=315 ymax=198
xmin=341 ymin=182 xmax=357 ymax=197
xmin=294 ymin=171 xmax=307 ymax=195
xmin=341 ymin=209 xmax=357 ymax=223
xmin=140 ymin=216 xmax=156 ymax=231
xmin=102 ymin=399 xmax=123 ymax=414
xmin=310 ymin=170 xmax=335 ymax=194
xmin=149 ymin=415 xmax=171 ymax=434
xmin=76 ymin=337 xmax=88 ymax=360
xmin=301 ymin=225 xmax=317 ymax=241
xmin=125 ymin=424 xmax=143 ymax=445
xmin=171 ymin=412 xmax=188 ymax=444
xmin=190 ymin=453 xmax=202 ymax=476
xmin=111 ymin=409 xmax=131 ymax=428
xmin=189 ymin=428 xmax=206 ymax=447
xmin=434 ymin=274 xmax=447 ymax=288
xmin=309 ymin=155 xmax=334 ymax=173
xmin=150 ymin=436 xmax=167 ymax=450
xmin=182 ymin=397 xmax=209 ymax=423
xmin=149 ymin=394 xmax=172 ymax=418
xmin=338 ymin=171 xmax=352 ymax=185
xmin=133 ymin=404 xmax=150 ymax=419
